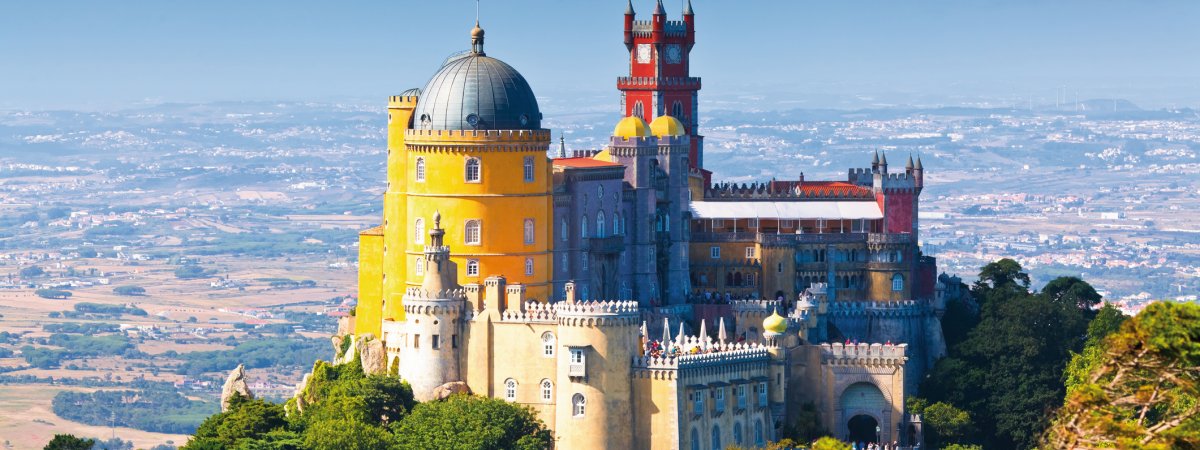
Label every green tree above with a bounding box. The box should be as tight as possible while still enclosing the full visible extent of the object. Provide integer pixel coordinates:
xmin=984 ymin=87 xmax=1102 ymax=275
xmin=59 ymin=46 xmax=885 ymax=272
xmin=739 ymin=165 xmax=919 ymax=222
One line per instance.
xmin=779 ymin=402 xmax=829 ymax=443
xmin=1063 ymin=304 xmax=1127 ymax=394
xmin=112 ymin=285 xmax=146 ymax=296
xmin=184 ymin=395 xmax=287 ymax=449
xmin=21 ymin=265 xmax=46 ymax=278
xmin=302 ymin=418 xmax=391 ymax=450
xmin=43 ymin=434 xmax=94 ymax=450
xmin=392 ymin=394 xmax=553 ymax=450
xmin=35 ymin=289 xmax=72 ymax=299
xmin=1041 ymin=276 xmax=1102 ymax=309
xmin=175 ymin=265 xmax=212 ymax=279
xmin=1043 ymin=301 xmax=1200 ymax=449
xmin=810 ymin=436 xmax=851 ymax=450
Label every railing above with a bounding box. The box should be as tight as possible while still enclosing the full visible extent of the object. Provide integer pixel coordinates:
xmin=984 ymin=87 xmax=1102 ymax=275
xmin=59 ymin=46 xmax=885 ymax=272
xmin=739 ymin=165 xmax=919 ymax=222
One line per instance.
xmin=867 ymin=233 xmax=913 ymax=244
xmin=583 ymin=236 xmax=625 ymax=254
xmin=691 ymin=232 xmax=757 ymax=243
xmin=568 ymin=363 xmax=585 ymax=377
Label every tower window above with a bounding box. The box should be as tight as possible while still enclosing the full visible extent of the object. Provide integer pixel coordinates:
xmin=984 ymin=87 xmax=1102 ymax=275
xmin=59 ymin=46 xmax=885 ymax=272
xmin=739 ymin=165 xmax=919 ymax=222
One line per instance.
xmin=672 ymin=101 xmax=684 ymax=118
xmin=464 ymin=220 xmax=481 ymax=245
xmin=431 ymin=334 xmax=440 ymax=349
xmin=613 ymin=211 xmax=620 ymax=236
xmin=415 ymin=257 xmax=424 ymax=276
xmin=466 ymin=259 xmax=479 ymax=277
xmin=710 ymin=246 xmax=720 ymax=259
xmin=560 ymin=253 xmax=568 ymax=272
xmin=560 ymin=217 xmax=568 ymax=242
xmin=633 ymin=101 xmax=645 ymax=119
xmin=572 ymin=393 xmax=586 ymax=417
xmin=892 ymin=273 xmax=904 ymax=292
xmin=415 ymin=157 xmax=426 ymax=182
xmin=414 ymin=218 xmax=425 ymax=244
xmin=596 ymin=211 xmax=606 ymax=238
xmin=541 ymin=379 xmax=553 ymax=402
xmin=465 ymin=157 xmax=481 ymax=183
xmin=542 ymin=332 xmax=555 ymax=357
xmin=525 ymin=258 xmax=534 ymax=276
xmin=523 ymin=219 xmax=535 ymax=244
xmin=745 ymin=247 xmax=756 ymax=259
xmin=504 ymin=379 xmax=517 ymax=402
xmin=581 ymin=214 xmax=588 ymax=239
xmin=523 ymin=156 xmax=535 ymax=182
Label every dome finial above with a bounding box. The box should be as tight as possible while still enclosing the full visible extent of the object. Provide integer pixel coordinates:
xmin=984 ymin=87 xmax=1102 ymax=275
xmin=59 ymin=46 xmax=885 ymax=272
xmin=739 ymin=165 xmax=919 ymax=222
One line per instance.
xmin=471 ymin=1 xmax=485 ymax=55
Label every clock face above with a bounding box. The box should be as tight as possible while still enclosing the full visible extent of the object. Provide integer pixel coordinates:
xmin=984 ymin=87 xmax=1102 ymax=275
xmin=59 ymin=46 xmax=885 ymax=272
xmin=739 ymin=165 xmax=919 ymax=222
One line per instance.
xmin=636 ymin=44 xmax=652 ymax=64
xmin=665 ymin=45 xmax=682 ymax=64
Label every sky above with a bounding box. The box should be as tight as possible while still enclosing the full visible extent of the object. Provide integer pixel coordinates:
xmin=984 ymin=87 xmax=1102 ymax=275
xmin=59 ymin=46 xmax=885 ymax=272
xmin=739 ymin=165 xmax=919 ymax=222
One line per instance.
xmin=1 ymin=0 xmax=1198 ymax=110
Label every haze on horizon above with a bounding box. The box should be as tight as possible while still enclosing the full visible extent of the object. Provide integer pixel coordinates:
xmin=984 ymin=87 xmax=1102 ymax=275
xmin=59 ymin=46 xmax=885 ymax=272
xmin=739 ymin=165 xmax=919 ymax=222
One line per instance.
xmin=2 ymin=0 xmax=1198 ymax=111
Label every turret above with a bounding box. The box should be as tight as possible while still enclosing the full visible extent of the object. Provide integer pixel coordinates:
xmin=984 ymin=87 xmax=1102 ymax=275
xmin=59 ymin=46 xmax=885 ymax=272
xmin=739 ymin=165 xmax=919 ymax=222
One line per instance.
xmin=651 ymin=0 xmax=666 ymax=43
xmin=683 ymin=0 xmax=695 ymax=49
xmin=880 ymin=150 xmax=889 ymax=174
xmin=914 ymin=155 xmax=924 ymax=188
xmin=624 ymin=0 xmax=635 ymax=50
xmin=871 ymin=150 xmax=881 ymax=174
xmin=553 ymin=300 xmax=640 ymax=449
xmin=399 ymin=216 xmax=465 ymax=401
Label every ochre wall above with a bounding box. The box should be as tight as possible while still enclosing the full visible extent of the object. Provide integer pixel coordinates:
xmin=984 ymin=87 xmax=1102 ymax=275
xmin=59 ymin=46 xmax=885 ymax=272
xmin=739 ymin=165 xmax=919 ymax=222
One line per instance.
xmin=355 ymin=230 xmax=384 ymax=339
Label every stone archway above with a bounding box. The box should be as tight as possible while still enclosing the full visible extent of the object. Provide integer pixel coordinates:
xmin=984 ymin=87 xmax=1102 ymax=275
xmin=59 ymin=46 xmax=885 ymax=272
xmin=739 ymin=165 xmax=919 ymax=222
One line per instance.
xmin=847 ymin=414 xmax=879 ymax=444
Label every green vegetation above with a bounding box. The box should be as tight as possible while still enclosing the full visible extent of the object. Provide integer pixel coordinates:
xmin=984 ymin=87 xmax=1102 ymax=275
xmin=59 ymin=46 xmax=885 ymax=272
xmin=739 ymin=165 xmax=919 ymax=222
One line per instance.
xmin=112 ymin=285 xmax=146 ymax=296
xmin=21 ymin=334 xmax=137 ymax=368
xmin=174 ymin=264 xmax=215 ymax=279
xmin=906 ymin=397 xmax=974 ymax=449
xmin=175 ymin=337 xmax=332 ymax=377
xmin=182 ymin=358 xmax=550 ymax=450
xmin=21 ymin=265 xmax=47 ymax=277
xmin=43 ymin=434 xmax=95 ymax=450
xmin=919 ymin=259 xmax=1103 ymax=449
xmin=1043 ymin=301 xmax=1200 ymax=449
xmin=52 ymin=387 xmax=215 ymax=434
xmin=43 ymin=322 xmax=121 ymax=334
xmin=71 ymin=302 xmax=148 ymax=317
xmin=35 ymin=288 xmax=72 ymax=299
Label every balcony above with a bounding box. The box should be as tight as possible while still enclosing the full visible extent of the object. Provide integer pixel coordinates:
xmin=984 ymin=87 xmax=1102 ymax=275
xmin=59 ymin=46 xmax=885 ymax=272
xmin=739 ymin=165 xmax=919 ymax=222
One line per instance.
xmin=583 ymin=236 xmax=625 ymax=254
xmin=867 ymin=233 xmax=913 ymax=245
xmin=691 ymin=232 xmax=757 ymax=243
xmin=568 ymin=363 xmax=586 ymax=377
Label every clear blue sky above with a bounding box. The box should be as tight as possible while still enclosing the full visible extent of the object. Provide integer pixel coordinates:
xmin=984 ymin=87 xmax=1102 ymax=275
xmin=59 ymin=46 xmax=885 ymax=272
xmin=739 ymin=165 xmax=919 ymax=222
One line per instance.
xmin=2 ymin=0 xmax=1198 ymax=110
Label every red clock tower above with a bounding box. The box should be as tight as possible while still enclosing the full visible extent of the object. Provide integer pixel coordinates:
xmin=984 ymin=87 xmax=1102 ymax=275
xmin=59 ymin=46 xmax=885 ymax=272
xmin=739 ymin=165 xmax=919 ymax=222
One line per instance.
xmin=620 ymin=0 xmax=705 ymax=171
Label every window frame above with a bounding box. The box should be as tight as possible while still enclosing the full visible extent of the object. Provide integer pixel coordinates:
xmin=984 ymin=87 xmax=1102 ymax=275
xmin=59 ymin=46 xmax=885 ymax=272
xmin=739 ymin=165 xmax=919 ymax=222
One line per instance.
xmin=464 ymin=219 xmax=481 ymax=245
xmin=710 ymin=246 xmax=721 ymax=259
xmin=415 ymin=157 xmax=426 ymax=182
xmin=464 ymin=157 xmax=481 ymax=183
xmin=523 ymin=218 xmax=535 ymax=245
xmin=504 ymin=378 xmax=517 ymax=401
xmin=466 ymin=259 xmax=480 ymax=277
xmin=522 ymin=156 xmax=535 ymax=182
xmin=414 ymin=218 xmax=425 ymax=244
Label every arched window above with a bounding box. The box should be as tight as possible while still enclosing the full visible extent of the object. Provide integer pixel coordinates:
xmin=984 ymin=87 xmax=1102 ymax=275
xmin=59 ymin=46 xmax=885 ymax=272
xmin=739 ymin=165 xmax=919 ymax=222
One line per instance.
xmin=596 ymin=211 xmax=606 ymax=238
xmin=572 ymin=393 xmax=586 ymax=417
xmin=523 ymin=156 xmax=535 ymax=182
xmin=541 ymin=332 xmax=555 ymax=357
xmin=664 ymin=212 xmax=670 ymax=232
xmin=755 ymin=420 xmax=765 ymax=446
xmin=690 ymin=428 xmax=700 ymax=450
xmin=523 ymin=219 xmax=535 ymax=244
xmin=560 ymin=217 xmax=568 ymax=242
xmin=733 ymin=272 xmax=743 ymax=287
xmin=734 ymin=422 xmax=744 ymax=445
xmin=540 ymin=379 xmax=553 ymax=402
xmin=465 ymin=157 xmax=481 ymax=183
xmin=415 ymin=257 xmax=424 ymax=276
xmin=672 ymin=101 xmax=684 ymax=119
xmin=633 ymin=101 xmax=644 ymax=118
xmin=466 ymin=259 xmax=479 ymax=277
xmin=613 ymin=210 xmax=620 ymax=236
xmin=464 ymin=220 xmax=481 ymax=245
xmin=525 ymin=257 xmax=534 ymax=276
xmin=581 ymin=215 xmax=588 ymax=239
xmin=892 ymin=273 xmax=904 ymax=291
xmin=504 ymin=379 xmax=517 ymax=401
xmin=414 ymin=218 xmax=425 ymax=244
xmin=415 ymin=157 xmax=426 ymax=182
xmin=711 ymin=425 xmax=722 ymax=450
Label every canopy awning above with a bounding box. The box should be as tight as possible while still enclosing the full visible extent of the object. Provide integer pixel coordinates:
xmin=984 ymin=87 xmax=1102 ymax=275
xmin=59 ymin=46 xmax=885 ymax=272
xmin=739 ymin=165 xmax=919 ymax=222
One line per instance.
xmin=689 ymin=200 xmax=883 ymax=220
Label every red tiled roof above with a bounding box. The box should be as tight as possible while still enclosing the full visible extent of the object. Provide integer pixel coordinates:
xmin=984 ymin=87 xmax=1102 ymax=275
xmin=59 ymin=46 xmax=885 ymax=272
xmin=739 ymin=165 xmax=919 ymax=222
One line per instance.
xmin=552 ymin=157 xmax=623 ymax=168
xmin=768 ymin=180 xmax=872 ymax=197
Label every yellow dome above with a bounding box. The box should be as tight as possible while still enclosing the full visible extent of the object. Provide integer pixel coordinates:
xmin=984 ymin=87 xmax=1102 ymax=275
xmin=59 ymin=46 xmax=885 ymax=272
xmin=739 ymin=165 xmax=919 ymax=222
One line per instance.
xmin=763 ymin=308 xmax=788 ymax=334
xmin=613 ymin=116 xmax=650 ymax=138
xmin=593 ymin=149 xmax=615 ymax=162
xmin=649 ymin=115 xmax=686 ymax=137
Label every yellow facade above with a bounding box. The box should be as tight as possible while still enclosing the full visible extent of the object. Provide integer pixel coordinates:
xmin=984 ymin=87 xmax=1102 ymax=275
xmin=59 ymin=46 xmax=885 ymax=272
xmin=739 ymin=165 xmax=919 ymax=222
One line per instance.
xmin=381 ymin=95 xmax=418 ymax=323
xmin=355 ymin=226 xmax=384 ymax=338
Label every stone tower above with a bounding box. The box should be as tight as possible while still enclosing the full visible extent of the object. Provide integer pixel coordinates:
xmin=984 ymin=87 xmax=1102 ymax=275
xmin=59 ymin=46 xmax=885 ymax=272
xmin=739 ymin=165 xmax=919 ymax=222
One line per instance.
xmin=398 ymin=213 xmax=466 ymax=401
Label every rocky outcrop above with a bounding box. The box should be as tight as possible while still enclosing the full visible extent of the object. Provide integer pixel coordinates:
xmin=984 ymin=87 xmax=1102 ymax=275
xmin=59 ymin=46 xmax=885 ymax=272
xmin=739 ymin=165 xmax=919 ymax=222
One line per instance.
xmin=430 ymin=381 xmax=470 ymax=401
xmin=291 ymin=372 xmax=312 ymax=414
xmin=221 ymin=364 xmax=254 ymax=412
xmin=356 ymin=333 xmax=387 ymax=375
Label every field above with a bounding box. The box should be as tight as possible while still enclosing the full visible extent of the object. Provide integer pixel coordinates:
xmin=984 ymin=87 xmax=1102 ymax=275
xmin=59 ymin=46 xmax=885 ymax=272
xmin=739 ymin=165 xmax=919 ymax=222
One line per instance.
xmin=0 ymin=384 xmax=189 ymax=449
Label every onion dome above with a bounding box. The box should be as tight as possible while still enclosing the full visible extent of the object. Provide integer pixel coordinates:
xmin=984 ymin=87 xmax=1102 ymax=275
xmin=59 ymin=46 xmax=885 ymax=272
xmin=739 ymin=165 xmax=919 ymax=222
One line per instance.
xmin=613 ymin=116 xmax=650 ymax=138
xmin=763 ymin=308 xmax=788 ymax=334
xmin=649 ymin=115 xmax=686 ymax=137
xmin=412 ymin=24 xmax=542 ymax=131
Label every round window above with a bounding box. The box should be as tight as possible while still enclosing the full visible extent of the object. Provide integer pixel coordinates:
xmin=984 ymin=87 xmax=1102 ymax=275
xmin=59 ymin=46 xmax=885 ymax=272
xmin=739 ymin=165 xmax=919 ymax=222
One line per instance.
xmin=466 ymin=114 xmax=480 ymax=127
xmin=519 ymin=114 xmax=529 ymax=126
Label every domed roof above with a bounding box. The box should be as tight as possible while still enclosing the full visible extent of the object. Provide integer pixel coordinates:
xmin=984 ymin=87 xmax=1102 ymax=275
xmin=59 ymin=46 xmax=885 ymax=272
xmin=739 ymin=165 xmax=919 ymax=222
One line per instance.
xmin=649 ymin=115 xmax=686 ymax=137
xmin=613 ymin=116 xmax=650 ymax=138
xmin=412 ymin=52 xmax=541 ymax=131
xmin=763 ymin=308 xmax=788 ymax=334
xmin=400 ymin=87 xmax=422 ymax=97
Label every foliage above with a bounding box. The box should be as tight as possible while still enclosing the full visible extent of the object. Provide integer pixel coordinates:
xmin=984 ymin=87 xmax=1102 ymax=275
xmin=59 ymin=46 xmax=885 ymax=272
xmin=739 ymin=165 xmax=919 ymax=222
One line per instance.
xmin=908 ymin=397 xmax=974 ymax=448
xmin=43 ymin=434 xmax=95 ymax=450
xmin=1041 ymin=276 xmax=1102 ymax=310
xmin=1042 ymin=301 xmax=1200 ymax=449
xmin=36 ymin=288 xmax=72 ymax=299
xmin=810 ymin=436 xmax=852 ymax=450
xmin=302 ymin=419 xmax=391 ymax=450
xmin=175 ymin=337 xmax=332 ymax=377
xmin=43 ymin=322 xmax=121 ymax=334
xmin=778 ymin=402 xmax=830 ymax=443
xmin=73 ymin=302 xmax=147 ymax=316
xmin=921 ymin=260 xmax=1097 ymax=449
xmin=92 ymin=437 xmax=133 ymax=450
xmin=22 ymin=334 xmax=137 ymax=368
xmin=112 ymin=285 xmax=146 ymax=296
xmin=174 ymin=264 xmax=214 ymax=279
xmin=941 ymin=445 xmax=984 ymax=450
xmin=1063 ymin=304 xmax=1127 ymax=394
xmin=184 ymin=395 xmax=287 ymax=449
xmin=53 ymin=386 xmax=216 ymax=434
xmin=391 ymin=394 xmax=553 ymax=450
xmin=21 ymin=265 xmax=47 ymax=277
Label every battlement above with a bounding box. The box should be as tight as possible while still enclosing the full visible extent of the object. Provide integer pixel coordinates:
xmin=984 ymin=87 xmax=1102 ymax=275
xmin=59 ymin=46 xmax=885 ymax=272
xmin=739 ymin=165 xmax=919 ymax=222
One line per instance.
xmin=730 ymin=299 xmax=782 ymax=313
xmin=704 ymin=181 xmax=873 ymax=200
xmin=404 ymin=128 xmax=552 ymax=143
xmin=387 ymin=95 xmax=419 ymax=108
xmin=555 ymin=300 xmax=640 ymax=317
xmin=617 ymin=76 xmax=702 ymax=90
xmin=634 ymin=342 xmax=771 ymax=369
xmin=820 ymin=342 xmax=907 ymax=366
xmin=609 ymin=135 xmax=658 ymax=147
xmin=403 ymin=286 xmax=466 ymax=302
xmin=499 ymin=301 xmax=558 ymax=323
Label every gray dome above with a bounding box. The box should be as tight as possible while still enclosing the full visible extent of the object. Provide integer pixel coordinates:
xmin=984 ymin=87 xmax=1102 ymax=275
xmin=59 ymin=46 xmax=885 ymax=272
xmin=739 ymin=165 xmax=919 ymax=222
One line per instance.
xmin=413 ymin=54 xmax=542 ymax=131
xmin=400 ymin=87 xmax=422 ymax=97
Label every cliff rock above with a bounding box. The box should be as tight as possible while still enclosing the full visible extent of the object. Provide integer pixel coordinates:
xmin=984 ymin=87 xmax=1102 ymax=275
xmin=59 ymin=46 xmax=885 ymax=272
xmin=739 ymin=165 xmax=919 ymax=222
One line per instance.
xmin=221 ymin=364 xmax=254 ymax=412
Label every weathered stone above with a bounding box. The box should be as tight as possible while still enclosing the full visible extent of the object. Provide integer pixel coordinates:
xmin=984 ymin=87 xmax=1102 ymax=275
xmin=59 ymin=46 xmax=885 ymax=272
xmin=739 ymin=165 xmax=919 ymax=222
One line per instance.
xmin=356 ymin=333 xmax=387 ymax=375
xmin=220 ymin=364 xmax=254 ymax=412
xmin=331 ymin=335 xmax=346 ymax=360
xmin=430 ymin=381 xmax=470 ymax=401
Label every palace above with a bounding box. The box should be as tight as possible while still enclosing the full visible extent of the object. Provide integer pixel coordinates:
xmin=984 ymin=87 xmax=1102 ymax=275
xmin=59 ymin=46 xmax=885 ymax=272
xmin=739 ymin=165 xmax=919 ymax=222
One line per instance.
xmin=341 ymin=2 xmax=946 ymax=448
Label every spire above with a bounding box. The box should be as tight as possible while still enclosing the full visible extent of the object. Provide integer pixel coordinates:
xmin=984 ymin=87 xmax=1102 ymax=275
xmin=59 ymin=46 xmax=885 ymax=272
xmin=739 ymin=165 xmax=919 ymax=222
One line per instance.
xmin=880 ymin=151 xmax=888 ymax=166
xmin=429 ymin=211 xmax=444 ymax=247
xmin=654 ymin=0 xmax=666 ymax=15
xmin=872 ymin=149 xmax=880 ymax=165
xmin=916 ymin=155 xmax=924 ymax=170
xmin=626 ymin=0 xmax=635 ymax=15
xmin=698 ymin=319 xmax=708 ymax=343
xmin=557 ymin=135 xmax=567 ymax=158
xmin=639 ymin=320 xmax=649 ymax=355
xmin=906 ymin=154 xmax=915 ymax=170
xmin=661 ymin=317 xmax=671 ymax=345
xmin=717 ymin=317 xmax=728 ymax=344
xmin=675 ymin=322 xmax=686 ymax=348
xmin=684 ymin=0 xmax=694 ymax=16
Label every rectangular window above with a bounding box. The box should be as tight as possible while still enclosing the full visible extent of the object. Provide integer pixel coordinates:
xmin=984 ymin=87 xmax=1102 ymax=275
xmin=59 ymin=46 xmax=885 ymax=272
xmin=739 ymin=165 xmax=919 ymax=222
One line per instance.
xmin=523 ymin=156 xmax=535 ymax=182
xmin=466 ymin=259 xmax=480 ymax=276
xmin=452 ymin=334 xmax=458 ymax=349
xmin=748 ymin=218 xmax=759 ymax=228
xmin=713 ymin=219 xmax=725 ymax=228
xmin=780 ymin=219 xmax=794 ymax=228
xmin=525 ymin=258 xmax=534 ymax=276
xmin=737 ymin=385 xmax=747 ymax=410
xmin=693 ymin=391 xmax=705 ymax=415
xmin=715 ymin=387 xmax=726 ymax=413
xmin=570 ymin=349 xmax=584 ymax=364
xmin=414 ymin=334 xmax=420 ymax=349
xmin=745 ymin=246 xmax=756 ymax=259
xmin=710 ymin=246 xmax=720 ymax=259
xmin=431 ymin=334 xmax=440 ymax=350
xmin=757 ymin=382 xmax=768 ymax=407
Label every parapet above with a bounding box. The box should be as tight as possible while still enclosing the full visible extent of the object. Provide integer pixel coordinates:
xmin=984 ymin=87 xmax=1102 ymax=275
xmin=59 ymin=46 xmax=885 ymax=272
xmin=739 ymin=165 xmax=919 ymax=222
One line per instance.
xmin=820 ymin=342 xmax=907 ymax=367
xmin=387 ymin=95 xmax=419 ymax=109
xmin=403 ymin=286 xmax=466 ymax=303
xmin=499 ymin=301 xmax=557 ymax=323
xmin=555 ymin=300 xmax=640 ymax=317
xmin=633 ymin=341 xmax=771 ymax=370
xmin=404 ymin=128 xmax=552 ymax=145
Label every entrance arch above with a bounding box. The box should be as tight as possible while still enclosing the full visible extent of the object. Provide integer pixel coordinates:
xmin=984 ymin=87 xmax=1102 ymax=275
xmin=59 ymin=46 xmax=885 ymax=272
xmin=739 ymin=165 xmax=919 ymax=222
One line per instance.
xmin=847 ymin=414 xmax=879 ymax=444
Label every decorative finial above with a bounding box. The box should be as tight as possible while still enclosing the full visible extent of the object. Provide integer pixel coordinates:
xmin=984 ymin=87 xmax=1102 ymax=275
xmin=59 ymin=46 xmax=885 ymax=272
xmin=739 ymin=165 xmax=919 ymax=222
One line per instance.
xmin=872 ymin=149 xmax=880 ymax=165
xmin=470 ymin=3 xmax=485 ymax=56
xmin=880 ymin=151 xmax=888 ymax=166
xmin=654 ymin=0 xmax=666 ymax=15
xmin=626 ymin=0 xmax=635 ymax=15
xmin=557 ymin=135 xmax=567 ymax=158
xmin=433 ymin=210 xmax=441 ymax=229
xmin=906 ymin=153 xmax=915 ymax=170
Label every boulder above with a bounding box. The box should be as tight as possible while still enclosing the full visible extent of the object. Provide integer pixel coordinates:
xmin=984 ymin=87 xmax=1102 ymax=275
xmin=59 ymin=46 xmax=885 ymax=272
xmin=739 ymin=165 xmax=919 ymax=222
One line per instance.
xmin=331 ymin=335 xmax=347 ymax=360
xmin=430 ymin=381 xmax=470 ymax=401
xmin=220 ymin=364 xmax=254 ymax=412
xmin=356 ymin=333 xmax=387 ymax=375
